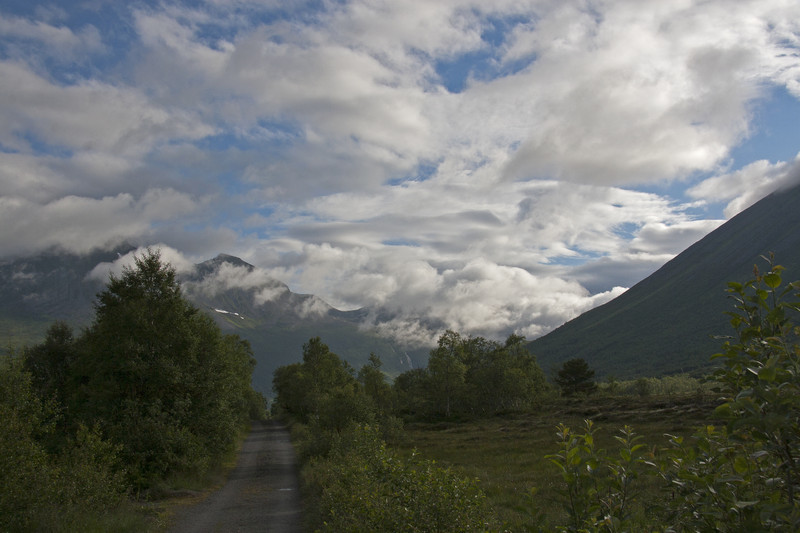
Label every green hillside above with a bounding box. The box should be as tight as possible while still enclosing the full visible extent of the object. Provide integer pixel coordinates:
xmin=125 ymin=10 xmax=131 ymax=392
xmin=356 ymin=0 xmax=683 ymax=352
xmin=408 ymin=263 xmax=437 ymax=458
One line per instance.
xmin=528 ymin=183 xmax=800 ymax=379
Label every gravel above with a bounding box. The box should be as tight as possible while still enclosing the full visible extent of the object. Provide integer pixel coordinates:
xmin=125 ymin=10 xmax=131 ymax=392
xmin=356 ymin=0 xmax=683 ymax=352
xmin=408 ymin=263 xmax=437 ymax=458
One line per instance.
xmin=169 ymin=420 xmax=303 ymax=533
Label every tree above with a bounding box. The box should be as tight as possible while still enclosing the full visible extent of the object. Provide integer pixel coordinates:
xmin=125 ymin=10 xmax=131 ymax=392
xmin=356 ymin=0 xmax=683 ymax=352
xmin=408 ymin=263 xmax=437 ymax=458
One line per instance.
xmin=273 ymin=337 xmax=374 ymax=434
xmin=466 ymin=334 xmax=549 ymax=413
xmin=555 ymin=358 xmax=597 ymax=396
xmin=393 ymin=332 xmax=549 ymax=419
xmin=0 ymin=356 xmax=124 ymax=531
xmin=427 ymin=330 xmax=468 ymax=417
xmin=68 ymin=248 xmax=257 ymax=486
xmin=23 ymin=321 xmax=77 ymax=408
xmin=392 ymin=367 xmax=431 ymax=419
xmin=358 ymin=353 xmax=393 ymax=413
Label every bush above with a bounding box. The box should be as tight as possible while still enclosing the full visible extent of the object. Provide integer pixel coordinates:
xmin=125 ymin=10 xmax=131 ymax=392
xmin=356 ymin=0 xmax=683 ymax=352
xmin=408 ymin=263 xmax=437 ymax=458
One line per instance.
xmin=546 ymin=421 xmax=650 ymax=531
xmin=0 ymin=357 xmax=126 ymax=532
xmin=546 ymin=257 xmax=800 ymax=531
xmin=662 ymin=257 xmax=800 ymax=530
xmin=308 ymin=425 xmax=494 ymax=532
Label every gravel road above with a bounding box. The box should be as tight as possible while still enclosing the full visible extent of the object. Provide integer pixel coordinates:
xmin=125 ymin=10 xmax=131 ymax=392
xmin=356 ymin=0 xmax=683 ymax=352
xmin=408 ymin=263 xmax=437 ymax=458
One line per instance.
xmin=169 ymin=420 xmax=303 ymax=533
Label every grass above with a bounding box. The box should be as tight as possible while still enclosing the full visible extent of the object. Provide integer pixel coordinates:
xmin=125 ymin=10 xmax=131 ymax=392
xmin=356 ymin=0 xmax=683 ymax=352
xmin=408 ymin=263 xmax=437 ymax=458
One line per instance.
xmin=394 ymin=393 xmax=719 ymax=530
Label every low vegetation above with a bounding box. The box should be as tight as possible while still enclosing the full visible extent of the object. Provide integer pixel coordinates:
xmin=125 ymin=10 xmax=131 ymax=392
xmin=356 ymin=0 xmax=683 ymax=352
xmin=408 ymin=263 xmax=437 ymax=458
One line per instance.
xmin=399 ymin=393 xmax=719 ymax=529
xmin=0 ymin=249 xmax=265 ymax=531
xmin=275 ymin=255 xmax=800 ymax=531
xmin=273 ymin=337 xmax=497 ymax=530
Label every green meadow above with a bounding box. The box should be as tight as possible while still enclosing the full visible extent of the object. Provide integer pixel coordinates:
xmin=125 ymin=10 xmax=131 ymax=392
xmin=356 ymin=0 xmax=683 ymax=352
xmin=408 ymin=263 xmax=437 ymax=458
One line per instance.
xmin=397 ymin=393 xmax=719 ymax=530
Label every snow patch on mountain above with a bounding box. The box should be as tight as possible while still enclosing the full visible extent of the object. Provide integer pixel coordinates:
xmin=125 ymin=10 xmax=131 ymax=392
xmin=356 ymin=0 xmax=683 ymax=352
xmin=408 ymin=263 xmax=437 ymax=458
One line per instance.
xmin=214 ymin=308 xmax=245 ymax=319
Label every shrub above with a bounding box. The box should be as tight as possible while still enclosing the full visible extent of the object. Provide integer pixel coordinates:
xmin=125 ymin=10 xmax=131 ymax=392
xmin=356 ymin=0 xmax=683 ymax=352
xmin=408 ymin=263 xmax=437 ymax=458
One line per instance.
xmin=546 ymin=257 xmax=800 ymax=531
xmin=546 ymin=421 xmax=651 ymax=532
xmin=310 ymin=425 xmax=494 ymax=532
xmin=0 ymin=357 xmax=126 ymax=532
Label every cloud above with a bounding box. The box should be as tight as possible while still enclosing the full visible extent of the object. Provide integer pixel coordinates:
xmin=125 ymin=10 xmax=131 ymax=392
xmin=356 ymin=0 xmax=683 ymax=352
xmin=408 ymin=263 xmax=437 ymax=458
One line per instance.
xmin=628 ymin=220 xmax=725 ymax=256
xmin=347 ymin=255 xmax=629 ymax=346
xmin=688 ymin=154 xmax=800 ymax=217
xmin=498 ymin=1 xmax=787 ymax=184
xmin=2 ymin=1 xmax=799 ymax=347
xmin=184 ymin=260 xmax=288 ymax=301
xmin=0 ymin=61 xmax=214 ymax=160
xmin=0 ymin=13 xmax=104 ymax=62
xmin=227 ymin=177 xmax=727 ymax=345
xmin=86 ymin=244 xmax=197 ymax=283
xmin=0 ymin=189 xmax=204 ymax=258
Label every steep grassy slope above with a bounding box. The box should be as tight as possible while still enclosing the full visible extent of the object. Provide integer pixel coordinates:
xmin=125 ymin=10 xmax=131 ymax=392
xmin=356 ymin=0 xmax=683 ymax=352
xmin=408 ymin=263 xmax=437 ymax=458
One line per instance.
xmin=529 ymin=183 xmax=800 ymax=379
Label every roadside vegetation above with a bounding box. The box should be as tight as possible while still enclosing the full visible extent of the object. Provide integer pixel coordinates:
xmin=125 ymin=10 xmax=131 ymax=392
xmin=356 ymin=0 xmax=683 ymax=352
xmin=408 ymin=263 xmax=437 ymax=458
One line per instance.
xmin=4 ymin=249 xmax=797 ymax=531
xmin=0 ymin=249 xmax=266 ymax=532
xmin=274 ymin=255 xmax=800 ymax=531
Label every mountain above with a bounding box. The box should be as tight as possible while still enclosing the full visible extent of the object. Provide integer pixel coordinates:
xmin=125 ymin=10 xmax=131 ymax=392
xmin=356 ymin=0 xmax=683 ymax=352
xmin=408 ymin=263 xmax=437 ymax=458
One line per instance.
xmin=0 ymin=247 xmax=121 ymax=349
xmin=528 ymin=183 xmax=800 ymax=379
xmin=183 ymin=255 xmax=426 ymax=393
xmin=0 ymin=249 xmax=426 ymax=394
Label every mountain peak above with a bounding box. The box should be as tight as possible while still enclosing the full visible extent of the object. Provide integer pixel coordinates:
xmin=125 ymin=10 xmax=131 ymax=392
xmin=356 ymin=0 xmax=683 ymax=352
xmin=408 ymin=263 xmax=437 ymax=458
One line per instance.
xmin=191 ymin=254 xmax=255 ymax=279
xmin=211 ymin=253 xmax=254 ymax=270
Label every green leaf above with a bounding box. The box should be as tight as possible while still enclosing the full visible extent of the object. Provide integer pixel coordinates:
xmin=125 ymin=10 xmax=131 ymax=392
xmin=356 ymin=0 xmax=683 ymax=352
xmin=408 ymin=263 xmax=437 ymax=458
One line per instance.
xmin=714 ymin=403 xmax=733 ymax=418
xmin=758 ymin=366 xmax=777 ymax=382
xmin=734 ymin=500 xmax=759 ymax=509
xmin=763 ymin=272 xmax=781 ymax=289
xmin=733 ymin=456 xmax=749 ymax=474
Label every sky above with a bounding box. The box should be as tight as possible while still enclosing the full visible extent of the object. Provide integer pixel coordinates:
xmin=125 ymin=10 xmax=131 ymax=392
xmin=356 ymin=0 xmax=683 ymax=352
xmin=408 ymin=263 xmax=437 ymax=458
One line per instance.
xmin=1 ymin=0 xmax=799 ymax=347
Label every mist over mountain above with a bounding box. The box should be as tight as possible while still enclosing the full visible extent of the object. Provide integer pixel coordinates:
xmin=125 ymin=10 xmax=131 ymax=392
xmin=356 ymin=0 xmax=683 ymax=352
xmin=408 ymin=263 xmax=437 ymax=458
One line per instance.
xmin=0 ymin=247 xmax=427 ymax=394
xmin=5 ymin=183 xmax=800 ymax=391
xmin=528 ymin=182 xmax=800 ymax=379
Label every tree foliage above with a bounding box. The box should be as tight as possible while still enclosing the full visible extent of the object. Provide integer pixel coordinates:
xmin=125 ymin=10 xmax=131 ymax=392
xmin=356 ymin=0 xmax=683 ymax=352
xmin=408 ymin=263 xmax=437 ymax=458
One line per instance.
xmin=546 ymin=256 xmax=800 ymax=531
xmin=555 ymin=358 xmax=597 ymax=397
xmin=273 ymin=336 xmax=374 ymax=433
xmin=395 ymin=331 xmax=549 ymax=419
xmin=0 ymin=356 xmax=125 ymax=532
xmin=17 ymin=248 xmax=262 ymax=492
xmin=59 ymin=249 xmax=259 ymax=486
xmin=274 ymin=338 xmax=494 ymax=531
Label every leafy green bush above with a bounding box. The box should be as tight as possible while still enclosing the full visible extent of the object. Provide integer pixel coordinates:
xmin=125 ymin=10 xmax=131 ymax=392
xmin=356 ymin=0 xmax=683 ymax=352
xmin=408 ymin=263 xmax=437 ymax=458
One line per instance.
xmin=276 ymin=338 xmax=496 ymax=531
xmin=545 ymin=257 xmax=800 ymax=531
xmin=0 ymin=357 xmax=126 ymax=532
xmin=546 ymin=421 xmax=650 ymax=532
xmin=659 ymin=257 xmax=800 ymax=530
xmin=308 ymin=425 xmax=494 ymax=532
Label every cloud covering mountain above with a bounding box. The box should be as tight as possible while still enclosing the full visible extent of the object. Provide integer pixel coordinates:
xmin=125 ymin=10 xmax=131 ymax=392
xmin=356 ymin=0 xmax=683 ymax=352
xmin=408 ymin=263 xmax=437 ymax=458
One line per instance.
xmin=1 ymin=1 xmax=799 ymax=344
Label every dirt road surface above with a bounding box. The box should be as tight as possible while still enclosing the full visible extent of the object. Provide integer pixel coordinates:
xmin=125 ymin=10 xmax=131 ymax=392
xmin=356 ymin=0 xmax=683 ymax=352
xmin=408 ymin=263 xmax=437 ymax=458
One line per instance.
xmin=169 ymin=420 xmax=303 ymax=533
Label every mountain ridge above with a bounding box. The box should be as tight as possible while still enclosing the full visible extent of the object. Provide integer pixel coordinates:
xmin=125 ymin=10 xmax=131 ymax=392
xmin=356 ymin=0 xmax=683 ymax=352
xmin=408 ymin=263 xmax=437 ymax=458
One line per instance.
xmin=528 ymin=182 xmax=800 ymax=379
xmin=0 ymin=249 xmax=427 ymax=394
xmin=4 ymin=183 xmax=800 ymax=389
